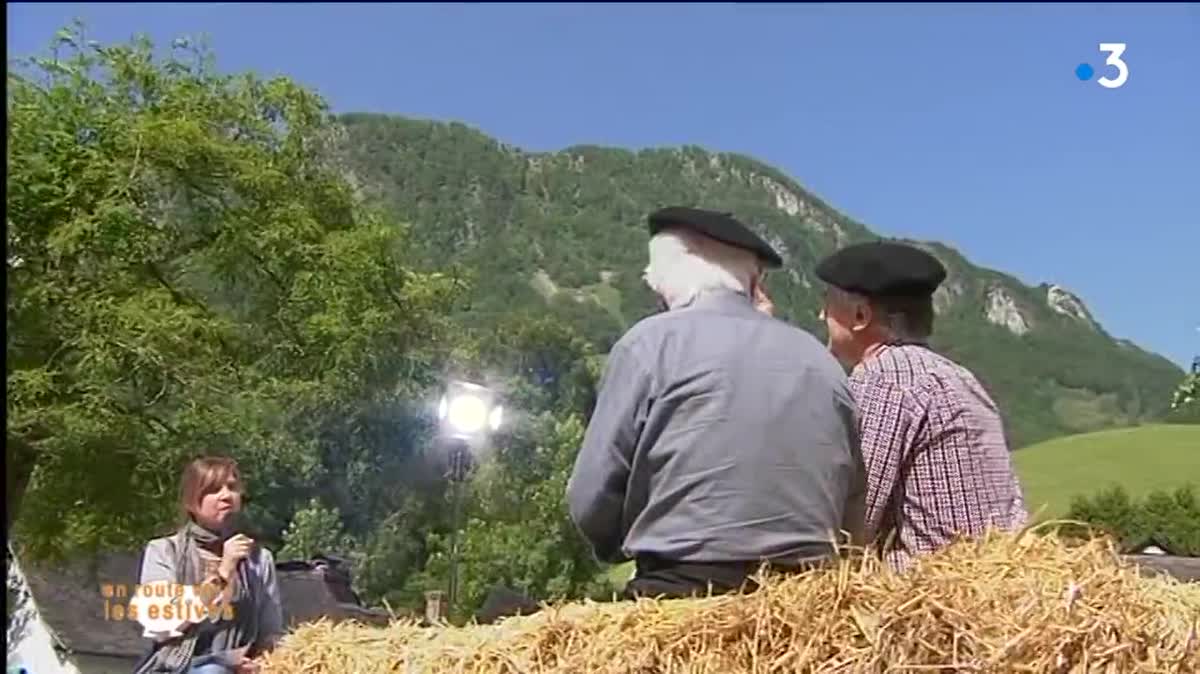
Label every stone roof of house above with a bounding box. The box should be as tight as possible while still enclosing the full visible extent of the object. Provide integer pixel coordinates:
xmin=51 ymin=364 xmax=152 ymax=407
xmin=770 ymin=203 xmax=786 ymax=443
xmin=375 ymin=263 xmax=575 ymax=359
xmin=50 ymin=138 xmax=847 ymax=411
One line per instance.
xmin=19 ymin=550 xmax=147 ymax=659
xmin=1119 ymin=537 xmax=1200 ymax=582
xmin=1127 ymin=554 xmax=1200 ymax=583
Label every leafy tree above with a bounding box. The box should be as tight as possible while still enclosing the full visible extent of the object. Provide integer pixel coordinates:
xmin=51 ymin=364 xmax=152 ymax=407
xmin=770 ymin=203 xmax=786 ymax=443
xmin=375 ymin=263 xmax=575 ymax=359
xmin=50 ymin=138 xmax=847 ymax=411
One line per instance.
xmin=346 ymin=498 xmax=441 ymax=610
xmin=1064 ymin=484 xmax=1200 ymax=555
xmin=6 ymin=25 xmax=465 ymax=561
xmin=1172 ymin=373 xmax=1197 ymax=410
xmin=1165 ymin=365 xmax=1199 ymax=423
xmin=277 ymin=498 xmax=354 ymax=562
xmin=1138 ymin=487 xmax=1200 ymax=554
xmin=1063 ymin=485 xmax=1142 ymax=547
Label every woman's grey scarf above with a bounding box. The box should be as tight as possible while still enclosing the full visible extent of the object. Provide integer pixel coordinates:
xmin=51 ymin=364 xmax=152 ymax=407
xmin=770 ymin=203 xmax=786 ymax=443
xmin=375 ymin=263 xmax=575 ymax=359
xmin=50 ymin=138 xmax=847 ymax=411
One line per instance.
xmin=134 ymin=520 xmax=260 ymax=674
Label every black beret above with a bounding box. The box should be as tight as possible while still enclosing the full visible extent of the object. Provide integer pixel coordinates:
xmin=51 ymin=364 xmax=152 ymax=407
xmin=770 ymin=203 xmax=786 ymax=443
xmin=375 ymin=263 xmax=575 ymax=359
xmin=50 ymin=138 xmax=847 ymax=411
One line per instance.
xmin=648 ymin=206 xmax=784 ymax=268
xmin=815 ymin=241 xmax=947 ymax=297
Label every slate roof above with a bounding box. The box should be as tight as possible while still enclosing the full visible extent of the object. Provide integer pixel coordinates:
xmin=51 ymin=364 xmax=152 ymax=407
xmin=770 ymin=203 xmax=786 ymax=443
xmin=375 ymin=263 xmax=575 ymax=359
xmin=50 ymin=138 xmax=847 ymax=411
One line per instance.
xmin=275 ymin=556 xmax=393 ymax=628
xmin=1119 ymin=537 xmax=1200 ymax=582
xmin=475 ymin=585 xmax=541 ymax=625
xmin=1126 ymin=554 xmax=1200 ymax=583
xmin=20 ymin=550 xmax=147 ymax=659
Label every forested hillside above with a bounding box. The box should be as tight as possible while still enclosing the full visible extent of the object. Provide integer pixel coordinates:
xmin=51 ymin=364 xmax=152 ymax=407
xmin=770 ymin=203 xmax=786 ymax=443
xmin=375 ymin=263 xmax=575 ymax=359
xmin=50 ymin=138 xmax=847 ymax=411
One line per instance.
xmin=336 ymin=113 xmax=1184 ymax=447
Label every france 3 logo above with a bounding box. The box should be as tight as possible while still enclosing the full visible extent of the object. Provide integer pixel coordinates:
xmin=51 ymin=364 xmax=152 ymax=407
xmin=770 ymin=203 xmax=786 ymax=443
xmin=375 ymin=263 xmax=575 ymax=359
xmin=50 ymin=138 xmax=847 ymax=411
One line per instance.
xmin=1075 ymin=43 xmax=1129 ymax=89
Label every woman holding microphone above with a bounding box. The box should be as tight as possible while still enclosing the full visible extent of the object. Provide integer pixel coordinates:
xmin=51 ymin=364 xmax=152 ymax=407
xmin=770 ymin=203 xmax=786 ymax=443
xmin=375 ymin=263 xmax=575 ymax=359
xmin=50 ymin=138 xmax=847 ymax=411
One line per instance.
xmin=132 ymin=456 xmax=284 ymax=674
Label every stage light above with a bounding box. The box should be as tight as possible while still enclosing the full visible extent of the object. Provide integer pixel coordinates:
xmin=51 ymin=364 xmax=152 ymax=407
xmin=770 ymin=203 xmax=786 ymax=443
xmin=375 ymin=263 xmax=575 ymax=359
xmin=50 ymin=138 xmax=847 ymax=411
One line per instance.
xmin=437 ymin=380 xmax=502 ymax=440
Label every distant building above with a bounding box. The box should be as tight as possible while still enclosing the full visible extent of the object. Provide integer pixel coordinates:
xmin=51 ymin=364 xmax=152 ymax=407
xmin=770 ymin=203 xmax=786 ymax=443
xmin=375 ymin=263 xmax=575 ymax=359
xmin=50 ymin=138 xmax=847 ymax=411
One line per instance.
xmin=6 ymin=545 xmax=391 ymax=674
xmin=7 ymin=546 xmax=143 ymax=674
xmin=1122 ymin=537 xmax=1200 ymax=584
xmin=1126 ymin=536 xmax=1176 ymax=556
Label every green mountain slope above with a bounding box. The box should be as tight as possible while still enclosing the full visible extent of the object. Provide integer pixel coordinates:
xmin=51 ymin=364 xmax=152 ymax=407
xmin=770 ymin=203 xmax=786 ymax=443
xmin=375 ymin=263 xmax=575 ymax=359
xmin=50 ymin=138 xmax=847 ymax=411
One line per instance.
xmin=336 ymin=113 xmax=1183 ymax=446
xmin=1014 ymin=424 xmax=1200 ymax=517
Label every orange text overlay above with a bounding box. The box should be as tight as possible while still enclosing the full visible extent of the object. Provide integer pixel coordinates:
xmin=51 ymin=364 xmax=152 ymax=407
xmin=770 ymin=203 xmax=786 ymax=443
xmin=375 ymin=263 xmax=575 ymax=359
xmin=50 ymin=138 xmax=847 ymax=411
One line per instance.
xmin=101 ymin=583 xmax=235 ymax=622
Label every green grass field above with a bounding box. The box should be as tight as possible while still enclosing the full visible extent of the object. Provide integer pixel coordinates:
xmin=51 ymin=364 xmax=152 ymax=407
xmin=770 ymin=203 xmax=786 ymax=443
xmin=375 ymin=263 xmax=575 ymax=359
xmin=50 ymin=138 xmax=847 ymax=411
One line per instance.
xmin=1014 ymin=423 xmax=1200 ymax=519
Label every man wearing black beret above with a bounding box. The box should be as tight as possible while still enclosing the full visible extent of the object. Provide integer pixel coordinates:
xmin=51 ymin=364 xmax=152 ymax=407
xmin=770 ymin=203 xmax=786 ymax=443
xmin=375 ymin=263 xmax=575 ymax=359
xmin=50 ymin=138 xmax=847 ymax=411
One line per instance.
xmin=814 ymin=240 xmax=1028 ymax=570
xmin=567 ymin=206 xmax=867 ymax=599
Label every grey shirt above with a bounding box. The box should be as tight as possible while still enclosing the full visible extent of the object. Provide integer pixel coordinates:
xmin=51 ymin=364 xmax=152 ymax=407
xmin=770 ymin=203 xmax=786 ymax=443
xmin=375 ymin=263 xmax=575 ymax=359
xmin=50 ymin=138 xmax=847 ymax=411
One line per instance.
xmin=567 ymin=289 xmax=866 ymax=564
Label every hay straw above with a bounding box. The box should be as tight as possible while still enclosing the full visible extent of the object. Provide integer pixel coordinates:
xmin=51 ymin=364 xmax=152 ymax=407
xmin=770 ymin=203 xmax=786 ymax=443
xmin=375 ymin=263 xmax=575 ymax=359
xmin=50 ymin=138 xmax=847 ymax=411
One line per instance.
xmin=260 ymin=532 xmax=1200 ymax=673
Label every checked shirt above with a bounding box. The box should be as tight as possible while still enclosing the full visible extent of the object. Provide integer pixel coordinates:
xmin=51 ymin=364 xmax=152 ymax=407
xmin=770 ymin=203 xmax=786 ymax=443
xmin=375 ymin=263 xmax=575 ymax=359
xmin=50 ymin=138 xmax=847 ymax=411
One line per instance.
xmin=849 ymin=344 xmax=1028 ymax=570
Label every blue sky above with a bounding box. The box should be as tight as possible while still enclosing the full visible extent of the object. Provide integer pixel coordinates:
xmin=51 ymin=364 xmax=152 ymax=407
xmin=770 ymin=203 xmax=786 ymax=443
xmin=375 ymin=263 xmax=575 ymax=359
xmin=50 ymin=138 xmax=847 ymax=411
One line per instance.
xmin=8 ymin=3 xmax=1198 ymax=369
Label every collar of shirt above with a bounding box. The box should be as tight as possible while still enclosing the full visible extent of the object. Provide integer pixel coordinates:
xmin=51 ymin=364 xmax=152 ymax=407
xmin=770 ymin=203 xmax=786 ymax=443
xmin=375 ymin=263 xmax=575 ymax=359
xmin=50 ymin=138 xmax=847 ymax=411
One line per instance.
xmin=856 ymin=340 xmax=932 ymax=372
xmin=860 ymin=342 xmax=890 ymax=364
xmin=854 ymin=342 xmax=894 ymax=377
xmin=677 ymin=288 xmax=754 ymax=313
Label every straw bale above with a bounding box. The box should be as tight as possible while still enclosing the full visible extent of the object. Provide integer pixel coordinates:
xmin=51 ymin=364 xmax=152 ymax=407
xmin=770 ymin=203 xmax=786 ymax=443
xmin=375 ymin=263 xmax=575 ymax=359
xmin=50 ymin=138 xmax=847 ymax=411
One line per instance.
xmin=259 ymin=531 xmax=1200 ymax=673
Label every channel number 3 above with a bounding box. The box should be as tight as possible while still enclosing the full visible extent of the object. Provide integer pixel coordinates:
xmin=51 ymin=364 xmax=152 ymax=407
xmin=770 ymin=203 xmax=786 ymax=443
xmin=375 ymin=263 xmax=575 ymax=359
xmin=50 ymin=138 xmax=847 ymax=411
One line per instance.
xmin=1097 ymin=43 xmax=1129 ymax=89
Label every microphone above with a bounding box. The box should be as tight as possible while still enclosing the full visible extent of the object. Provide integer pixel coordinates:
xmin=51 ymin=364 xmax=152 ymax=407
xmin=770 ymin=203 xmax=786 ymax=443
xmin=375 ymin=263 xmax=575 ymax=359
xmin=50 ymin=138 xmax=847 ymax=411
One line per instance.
xmin=231 ymin=511 xmax=259 ymax=544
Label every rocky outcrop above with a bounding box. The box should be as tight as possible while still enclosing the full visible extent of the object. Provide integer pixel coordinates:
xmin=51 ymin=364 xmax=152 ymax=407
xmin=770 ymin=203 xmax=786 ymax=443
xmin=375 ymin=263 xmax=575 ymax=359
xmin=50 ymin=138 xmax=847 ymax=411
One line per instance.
xmin=746 ymin=171 xmax=849 ymax=245
xmin=754 ymin=226 xmax=791 ymax=265
xmin=759 ymin=174 xmax=804 ymax=217
xmin=931 ymin=271 xmax=964 ymax=314
xmin=985 ymin=286 xmax=1030 ymax=336
xmin=1047 ymin=285 xmax=1097 ymax=328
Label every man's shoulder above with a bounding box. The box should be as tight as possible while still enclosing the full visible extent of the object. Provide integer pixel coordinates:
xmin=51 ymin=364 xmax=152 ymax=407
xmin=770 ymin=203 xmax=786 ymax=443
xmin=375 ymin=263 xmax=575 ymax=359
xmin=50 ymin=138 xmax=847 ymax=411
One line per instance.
xmin=914 ymin=348 xmax=992 ymax=394
xmin=765 ymin=320 xmax=850 ymax=381
xmin=612 ymin=310 xmax=693 ymax=356
xmin=620 ymin=311 xmax=839 ymax=366
xmin=856 ymin=344 xmax=954 ymax=376
xmin=858 ymin=345 xmax=995 ymax=402
xmin=772 ymin=318 xmax=837 ymax=355
xmin=606 ymin=314 xmax=665 ymax=364
xmin=851 ymin=345 xmax=945 ymax=399
xmin=619 ymin=311 xmax=673 ymax=343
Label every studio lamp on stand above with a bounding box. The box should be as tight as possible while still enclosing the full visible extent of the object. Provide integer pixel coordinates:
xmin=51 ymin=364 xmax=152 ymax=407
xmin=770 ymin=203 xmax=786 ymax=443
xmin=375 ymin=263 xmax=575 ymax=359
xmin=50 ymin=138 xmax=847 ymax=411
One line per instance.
xmin=437 ymin=380 xmax=504 ymax=611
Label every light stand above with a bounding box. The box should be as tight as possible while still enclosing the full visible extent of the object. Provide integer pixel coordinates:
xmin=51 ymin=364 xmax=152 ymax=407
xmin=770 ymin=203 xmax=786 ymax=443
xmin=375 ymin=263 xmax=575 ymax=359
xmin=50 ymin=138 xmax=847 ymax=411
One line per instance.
xmin=445 ymin=439 xmax=473 ymax=610
xmin=435 ymin=380 xmax=503 ymax=614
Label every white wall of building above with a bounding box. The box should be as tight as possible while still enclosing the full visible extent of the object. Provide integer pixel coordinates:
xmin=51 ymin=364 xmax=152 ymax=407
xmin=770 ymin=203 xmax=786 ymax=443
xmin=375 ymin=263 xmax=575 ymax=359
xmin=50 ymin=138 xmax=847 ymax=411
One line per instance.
xmin=6 ymin=553 xmax=83 ymax=674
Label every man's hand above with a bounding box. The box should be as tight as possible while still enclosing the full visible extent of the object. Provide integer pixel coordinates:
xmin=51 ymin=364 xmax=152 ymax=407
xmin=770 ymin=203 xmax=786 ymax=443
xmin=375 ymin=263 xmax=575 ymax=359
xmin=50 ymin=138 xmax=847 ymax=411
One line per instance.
xmin=219 ymin=534 xmax=254 ymax=579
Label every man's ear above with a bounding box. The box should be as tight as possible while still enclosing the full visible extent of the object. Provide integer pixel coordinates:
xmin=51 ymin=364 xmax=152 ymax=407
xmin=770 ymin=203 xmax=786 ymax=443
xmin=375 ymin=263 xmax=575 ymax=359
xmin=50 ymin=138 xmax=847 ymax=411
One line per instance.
xmin=851 ymin=300 xmax=873 ymax=333
xmin=751 ymin=275 xmax=774 ymax=316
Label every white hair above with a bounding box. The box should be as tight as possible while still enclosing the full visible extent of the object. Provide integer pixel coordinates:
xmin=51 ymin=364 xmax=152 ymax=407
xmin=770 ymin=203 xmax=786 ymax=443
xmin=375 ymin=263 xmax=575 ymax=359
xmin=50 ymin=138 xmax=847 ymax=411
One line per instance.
xmin=643 ymin=227 xmax=762 ymax=310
